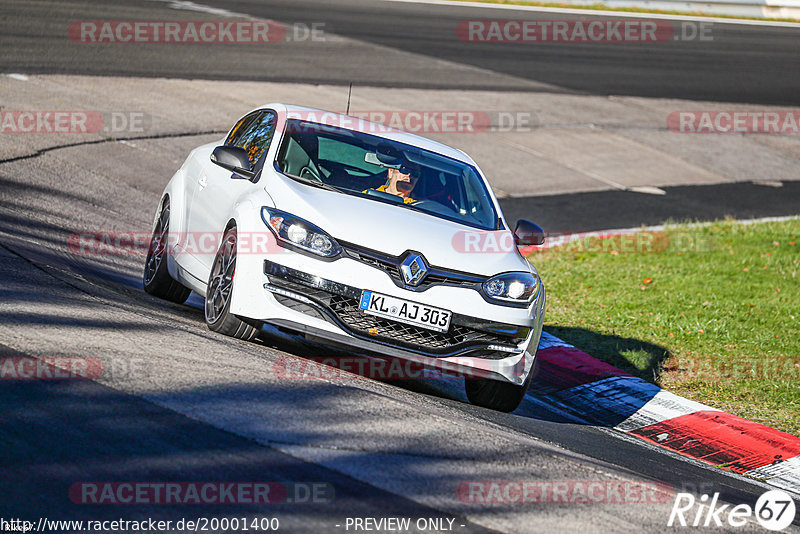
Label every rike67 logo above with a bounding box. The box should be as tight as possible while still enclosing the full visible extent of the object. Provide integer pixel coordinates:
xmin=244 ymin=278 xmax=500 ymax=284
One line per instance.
xmin=668 ymin=489 xmax=796 ymax=531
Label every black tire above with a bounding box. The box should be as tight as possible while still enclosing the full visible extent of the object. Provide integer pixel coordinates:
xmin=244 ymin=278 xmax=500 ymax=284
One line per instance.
xmin=143 ymin=201 xmax=191 ymax=304
xmin=464 ymin=362 xmax=534 ymax=413
xmin=204 ymin=227 xmax=262 ymax=340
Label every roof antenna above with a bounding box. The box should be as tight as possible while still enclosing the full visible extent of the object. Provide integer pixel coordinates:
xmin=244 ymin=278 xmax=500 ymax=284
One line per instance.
xmin=345 ymin=83 xmax=353 ymax=115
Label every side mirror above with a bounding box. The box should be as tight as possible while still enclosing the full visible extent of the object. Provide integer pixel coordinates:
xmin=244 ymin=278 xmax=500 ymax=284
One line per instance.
xmin=210 ymin=146 xmax=255 ymax=180
xmin=514 ymin=219 xmax=545 ymax=246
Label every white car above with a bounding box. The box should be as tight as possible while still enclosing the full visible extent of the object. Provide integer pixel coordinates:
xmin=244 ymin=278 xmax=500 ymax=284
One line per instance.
xmin=144 ymin=104 xmax=546 ymax=412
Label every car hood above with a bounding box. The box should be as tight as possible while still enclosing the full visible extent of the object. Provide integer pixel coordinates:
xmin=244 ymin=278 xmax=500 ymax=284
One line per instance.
xmin=264 ymin=173 xmax=534 ymax=277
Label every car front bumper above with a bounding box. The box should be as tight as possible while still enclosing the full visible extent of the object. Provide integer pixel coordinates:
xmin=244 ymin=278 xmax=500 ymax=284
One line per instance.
xmin=256 ymin=259 xmax=545 ymax=385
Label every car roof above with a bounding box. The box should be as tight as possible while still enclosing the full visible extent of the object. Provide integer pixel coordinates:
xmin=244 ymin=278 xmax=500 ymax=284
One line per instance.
xmin=258 ymin=103 xmax=478 ymax=167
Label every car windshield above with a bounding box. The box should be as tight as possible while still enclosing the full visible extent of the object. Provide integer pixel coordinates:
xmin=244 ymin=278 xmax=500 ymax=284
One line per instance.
xmin=275 ymin=119 xmax=499 ymax=230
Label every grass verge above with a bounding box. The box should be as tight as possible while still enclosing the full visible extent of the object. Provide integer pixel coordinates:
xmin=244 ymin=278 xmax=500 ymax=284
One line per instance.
xmin=527 ymin=218 xmax=800 ymax=435
xmin=450 ymin=0 xmax=800 ymax=24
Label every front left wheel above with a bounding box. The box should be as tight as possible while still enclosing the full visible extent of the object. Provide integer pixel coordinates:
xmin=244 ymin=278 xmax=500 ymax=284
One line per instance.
xmin=464 ymin=358 xmax=535 ymax=413
xmin=204 ymin=227 xmax=262 ymax=340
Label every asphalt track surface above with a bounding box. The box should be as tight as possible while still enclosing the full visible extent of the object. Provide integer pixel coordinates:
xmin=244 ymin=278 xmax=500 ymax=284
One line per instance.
xmin=3 ymin=0 xmax=800 ymax=104
xmin=4 ymin=0 xmax=800 ymax=231
xmin=500 ymin=181 xmax=800 ymax=233
xmin=1 ymin=0 xmax=799 ymax=532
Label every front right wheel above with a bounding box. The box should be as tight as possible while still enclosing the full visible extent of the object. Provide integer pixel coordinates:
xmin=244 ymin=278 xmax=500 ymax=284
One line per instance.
xmin=143 ymin=200 xmax=191 ymax=304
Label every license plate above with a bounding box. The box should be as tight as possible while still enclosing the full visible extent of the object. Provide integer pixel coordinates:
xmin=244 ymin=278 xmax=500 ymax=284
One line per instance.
xmin=359 ymin=290 xmax=452 ymax=333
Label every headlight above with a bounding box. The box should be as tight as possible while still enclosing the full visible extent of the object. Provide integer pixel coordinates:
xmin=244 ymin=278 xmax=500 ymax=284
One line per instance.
xmin=482 ymin=272 xmax=538 ymax=304
xmin=261 ymin=207 xmax=341 ymax=258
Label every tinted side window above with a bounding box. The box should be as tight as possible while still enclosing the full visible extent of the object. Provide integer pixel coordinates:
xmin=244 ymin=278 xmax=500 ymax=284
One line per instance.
xmin=225 ymin=110 xmax=277 ymax=165
xmin=226 ymin=111 xmax=260 ymax=146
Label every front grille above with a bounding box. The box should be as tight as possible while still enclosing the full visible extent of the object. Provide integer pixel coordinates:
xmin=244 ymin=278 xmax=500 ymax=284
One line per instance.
xmin=327 ymin=295 xmax=509 ymax=353
xmin=265 ymin=261 xmax=525 ymax=357
xmin=424 ymin=273 xmax=477 ymax=287
xmin=351 ymin=253 xmax=402 ymax=281
xmin=341 ymin=242 xmax=485 ymax=291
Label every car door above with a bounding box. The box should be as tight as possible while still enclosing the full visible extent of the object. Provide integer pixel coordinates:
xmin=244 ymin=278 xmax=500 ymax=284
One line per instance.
xmin=185 ymin=109 xmax=278 ymax=275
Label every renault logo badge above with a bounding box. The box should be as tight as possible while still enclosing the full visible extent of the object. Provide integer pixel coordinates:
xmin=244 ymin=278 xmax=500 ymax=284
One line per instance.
xmin=400 ymin=253 xmax=428 ymax=286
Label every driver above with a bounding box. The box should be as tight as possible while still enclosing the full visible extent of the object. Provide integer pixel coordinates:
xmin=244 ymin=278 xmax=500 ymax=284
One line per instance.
xmin=367 ymin=163 xmax=420 ymax=204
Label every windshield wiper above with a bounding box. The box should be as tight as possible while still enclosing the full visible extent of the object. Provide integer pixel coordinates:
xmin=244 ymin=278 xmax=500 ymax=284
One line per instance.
xmin=290 ymin=174 xmax=341 ymax=193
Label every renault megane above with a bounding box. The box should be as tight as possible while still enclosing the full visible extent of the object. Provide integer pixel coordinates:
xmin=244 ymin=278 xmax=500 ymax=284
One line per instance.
xmin=144 ymin=104 xmax=546 ymax=412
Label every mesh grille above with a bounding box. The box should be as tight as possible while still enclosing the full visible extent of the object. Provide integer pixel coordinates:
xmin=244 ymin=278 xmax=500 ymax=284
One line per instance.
xmin=268 ymin=275 xmax=518 ymax=355
xmin=328 ymin=295 xmax=507 ymax=352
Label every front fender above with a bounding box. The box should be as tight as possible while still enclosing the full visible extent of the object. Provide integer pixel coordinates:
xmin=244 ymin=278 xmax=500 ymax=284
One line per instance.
xmin=227 ymin=199 xmax=274 ymax=318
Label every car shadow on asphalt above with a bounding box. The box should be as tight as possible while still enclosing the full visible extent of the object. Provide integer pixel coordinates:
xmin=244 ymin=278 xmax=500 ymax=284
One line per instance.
xmin=250 ymin=323 xmax=671 ymax=427
xmin=542 ymin=325 xmax=670 ymax=387
xmin=247 ymin=319 xmax=678 ymax=429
